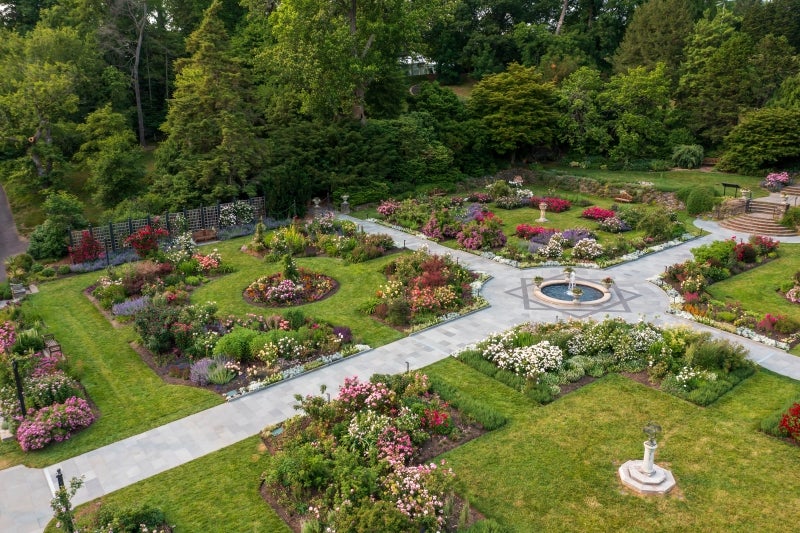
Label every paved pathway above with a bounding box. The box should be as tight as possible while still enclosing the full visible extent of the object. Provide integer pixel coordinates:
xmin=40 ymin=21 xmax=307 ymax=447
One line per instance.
xmin=3 ymin=217 xmax=800 ymax=532
xmin=0 ymin=183 xmax=28 ymax=282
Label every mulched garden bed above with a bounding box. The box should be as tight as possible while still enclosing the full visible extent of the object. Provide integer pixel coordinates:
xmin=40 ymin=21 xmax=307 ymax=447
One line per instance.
xmin=259 ymin=405 xmax=488 ymax=532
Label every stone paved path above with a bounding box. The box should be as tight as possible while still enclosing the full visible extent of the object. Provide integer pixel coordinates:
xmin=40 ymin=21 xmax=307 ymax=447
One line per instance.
xmin=2 ymin=217 xmax=800 ymax=532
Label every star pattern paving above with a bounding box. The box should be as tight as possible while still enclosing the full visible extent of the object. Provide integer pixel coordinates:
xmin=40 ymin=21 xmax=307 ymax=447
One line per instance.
xmin=506 ymin=277 xmax=642 ymax=319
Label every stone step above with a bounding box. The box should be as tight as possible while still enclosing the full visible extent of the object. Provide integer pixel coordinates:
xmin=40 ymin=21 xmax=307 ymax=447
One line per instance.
xmin=782 ymin=185 xmax=800 ymax=196
xmin=718 ymin=214 xmax=798 ymax=236
xmin=749 ymin=200 xmax=787 ymax=216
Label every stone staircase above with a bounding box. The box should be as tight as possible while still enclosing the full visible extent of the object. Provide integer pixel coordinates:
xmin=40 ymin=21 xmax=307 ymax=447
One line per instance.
xmin=718 ymin=192 xmax=798 ymax=236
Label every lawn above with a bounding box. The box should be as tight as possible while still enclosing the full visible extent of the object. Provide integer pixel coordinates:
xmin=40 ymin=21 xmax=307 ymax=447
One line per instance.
xmin=45 ymin=436 xmax=289 ymax=533
xmin=547 ymin=166 xmax=766 ymax=197
xmin=426 ymin=358 xmax=800 ymax=531
xmin=705 ymin=244 xmax=800 ymax=317
xmin=54 ymin=357 xmax=800 ymax=532
xmin=705 ymin=243 xmax=800 ymax=356
xmin=0 ymin=270 xmax=222 ymax=469
xmin=189 ymin=237 xmax=406 ymax=348
xmin=0 ymin=236 xmax=420 ymax=467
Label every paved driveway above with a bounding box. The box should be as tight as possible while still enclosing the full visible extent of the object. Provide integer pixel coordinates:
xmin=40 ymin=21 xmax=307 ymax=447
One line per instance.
xmin=0 ymin=183 xmax=28 ymax=281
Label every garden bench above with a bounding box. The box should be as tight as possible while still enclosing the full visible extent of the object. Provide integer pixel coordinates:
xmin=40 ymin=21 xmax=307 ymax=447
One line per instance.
xmin=10 ymin=283 xmax=26 ymax=301
xmin=42 ymin=334 xmax=63 ymax=359
xmin=191 ymin=228 xmax=217 ymax=242
xmin=614 ymin=190 xmax=634 ymax=203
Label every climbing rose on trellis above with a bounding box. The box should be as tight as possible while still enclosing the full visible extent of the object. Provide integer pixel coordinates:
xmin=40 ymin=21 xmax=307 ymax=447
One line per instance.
xmin=124 ymin=225 xmax=169 ymax=258
xmin=69 ymin=231 xmax=103 ymax=264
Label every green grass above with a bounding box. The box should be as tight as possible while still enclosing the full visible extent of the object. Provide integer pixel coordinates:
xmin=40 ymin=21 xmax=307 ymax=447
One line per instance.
xmin=706 ymin=243 xmax=800 ymax=357
xmin=53 ymin=357 xmax=800 ymax=532
xmin=191 ymin=237 xmax=405 ymax=348
xmin=548 ymin=166 xmax=766 ymax=197
xmin=45 ymin=436 xmax=289 ymax=533
xmin=706 ymin=244 xmax=800 ymax=318
xmin=0 ymin=270 xmax=223 ymax=469
xmin=425 ymin=358 xmax=800 ymax=532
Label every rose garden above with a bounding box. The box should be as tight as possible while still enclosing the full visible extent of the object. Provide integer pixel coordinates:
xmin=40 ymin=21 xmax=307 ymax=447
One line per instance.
xmin=0 ymin=176 xmax=799 ymax=532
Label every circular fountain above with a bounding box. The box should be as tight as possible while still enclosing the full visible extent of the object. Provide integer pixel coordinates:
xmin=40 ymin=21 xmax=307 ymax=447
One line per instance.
xmin=532 ymin=273 xmax=612 ymax=306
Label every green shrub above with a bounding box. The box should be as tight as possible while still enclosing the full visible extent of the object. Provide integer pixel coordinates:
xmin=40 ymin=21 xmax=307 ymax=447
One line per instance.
xmin=27 ymin=219 xmax=68 ymax=260
xmin=0 ymin=282 xmax=10 ymax=300
xmin=429 ymin=376 xmax=507 ymax=430
xmin=95 ymin=503 xmax=166 ymax=533
xmin=685 ymin=186 xmax=716 ymax=216
xmin=715 ymin=311 xmax=737 ymax=323
xmin=30 ymin=263 xmax=44 ymax=273
xmin=761 ymin=398 xmax=799 ymax=438
xmin=494 ymin=369 xmax=526 ymax=390
xmin=284 ymin=309 xmax=306 ymax=329
xmin=686 ymin=380 xmax=732 ymax=406
xmin=525 ymin=381 xmax=558 ymax=404
xmin=687 ymin=338 xmax=752 ymax=373
xmin=40 ymin=267 xmax=55 ymax=277
xmin=775 ymin=315 xmax=800 ymax=334
xmin=57 ymin=265 xmax=71 ymax=276
xmin=178 ymin=258 xmax=200 ymax=276
xmin=184 ymin=275 xmax=202 ymax=286
xmin=13 ymin=328 xmax=45 ymax=354
xmin=213 ymin=326 xmax=259 ymax=363
xmin=692 ymin=239 xmax=735 ymax=265
xmin=456 ymin=351 xmax=498 ymax=378
xmin=207 ymin=360 xmax=236 ymax=385
xmin=781 ymin=207 xmax=800 ymax=229
xmin=671 ymin=144 xmax=704 ymax=169
xmin=386 ymin=298 xmax=411 ymax=326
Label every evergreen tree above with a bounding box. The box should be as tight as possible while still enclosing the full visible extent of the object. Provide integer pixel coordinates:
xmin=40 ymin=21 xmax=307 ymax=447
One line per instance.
xmin=612 ymin=0 xmax=695 ymax=76
xmin=154 ymin=0 xmax=263 ymax=208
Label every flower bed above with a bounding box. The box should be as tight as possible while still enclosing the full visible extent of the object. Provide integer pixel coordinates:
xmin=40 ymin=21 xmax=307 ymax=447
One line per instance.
xmin=261 ymin=372 xmax=493 ymax=532
xmin=658 ymin=236 xmax=799 ymax=349
xmin=364 ymin=249 xmax=484 ymax=329
xmin=454 ymin=317 xmax=756 ymax=406
xmin=0 ymin=324 xmax=95 ymax=451
xmin=244 ymin=268 xmax=336 ymax=306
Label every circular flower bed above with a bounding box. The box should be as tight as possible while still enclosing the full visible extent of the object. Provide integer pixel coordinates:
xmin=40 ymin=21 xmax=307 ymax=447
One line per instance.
xmin=244 ymin=268 xmax=337 ymax=306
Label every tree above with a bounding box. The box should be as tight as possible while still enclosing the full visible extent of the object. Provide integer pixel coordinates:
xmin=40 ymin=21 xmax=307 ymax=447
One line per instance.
xmin=717 ymin=107 xmax=800 ymax=175
xmin=678 ymin=10 xmax=799 ymax=146
xmin=261 ymin=0 xmax=439 ymax=122
xmin=75 ymin=104 xmax=145 ymax=207
xmin=468 ymin=63 xmax=559 ymax=163
xmin=612 ymin=0 xmax=695 ymax=76
xmin=0 ymin=26 xmax=83 ymax=186
xmin=557 ymin=66 xmax=611 ymax=157
xmin=599 ymin=63 xmax=673 ymax=164
xmin=154 ymin=0 xmax=263 ymax=207
xmin=99 ymin=0 xmax=149 ymax=146
xmin=27 ymin=191 xmax=88 ymax=260
xmin=770 ymin=72 xmax=800 ymax=109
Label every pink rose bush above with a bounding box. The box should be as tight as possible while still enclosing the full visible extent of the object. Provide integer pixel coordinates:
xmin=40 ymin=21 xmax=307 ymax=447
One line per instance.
xmin=16 ymin=397 xmax=95 ymax=451
xmin=264 ymin=373 xmax=462 ymax=531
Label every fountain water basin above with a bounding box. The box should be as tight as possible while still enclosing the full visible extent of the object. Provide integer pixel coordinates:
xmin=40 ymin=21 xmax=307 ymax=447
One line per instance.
xmin=532 ymin=279 xmax=611 ymax=306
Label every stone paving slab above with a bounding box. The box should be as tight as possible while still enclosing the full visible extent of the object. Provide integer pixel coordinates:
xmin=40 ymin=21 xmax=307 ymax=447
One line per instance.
xmin=2 ymin=216 xmax=800 ymax=532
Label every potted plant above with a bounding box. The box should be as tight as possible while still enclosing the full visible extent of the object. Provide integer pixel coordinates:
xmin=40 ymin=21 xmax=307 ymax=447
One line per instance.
xmin=602 ymin=276 xmax=614 ymax=289
xmin=533 ymin=276 xmax=544 ymax=287
xmin=571 ymin=286 xmax=583 ymax=302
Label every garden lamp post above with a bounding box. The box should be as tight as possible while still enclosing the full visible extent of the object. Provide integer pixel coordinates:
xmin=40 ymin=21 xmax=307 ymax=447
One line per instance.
xmin=11 ymin=359 xmax=26 ymax=418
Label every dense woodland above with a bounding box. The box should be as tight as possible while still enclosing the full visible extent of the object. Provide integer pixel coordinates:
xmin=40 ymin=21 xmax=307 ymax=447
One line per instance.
xmin=2 ymin=0 xmax=800 ymax=233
